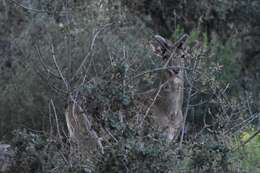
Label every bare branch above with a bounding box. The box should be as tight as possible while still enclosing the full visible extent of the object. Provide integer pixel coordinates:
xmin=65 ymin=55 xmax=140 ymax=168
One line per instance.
xmin=51 ymin=44 xmax=69 ymax=92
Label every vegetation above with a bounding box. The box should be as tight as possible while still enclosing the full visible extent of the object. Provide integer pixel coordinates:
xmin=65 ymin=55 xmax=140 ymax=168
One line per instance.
xmin=0 ymin=0 xmax=259 ymax=173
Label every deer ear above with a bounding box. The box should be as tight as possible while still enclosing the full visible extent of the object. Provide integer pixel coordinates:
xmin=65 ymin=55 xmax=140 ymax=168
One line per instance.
xmin=173 ymin=34 xmax=188 ymax=49
xmin=154 ymin=35 xmax=172 ymax=49
xmin=150 ymin=35 xmax=172 ymax=57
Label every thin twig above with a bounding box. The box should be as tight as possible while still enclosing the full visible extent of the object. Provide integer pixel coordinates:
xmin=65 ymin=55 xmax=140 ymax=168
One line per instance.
xmin=179 ymin=48 xmax=200 ymax=148
xmin=50 ymin=99 xmax=62 ymax=140
xmin=34 ymin=68 xmax=67 ymax=95
xmin=234 ymin=129 xmax=260 ymax=151
xmin=71 ymin=23 xmax=112 ymax=81
xmin=51 ymin=44 xmax=69 ymax=91
xmin=140 ymin=80 xmax=168 ymax=127
xmin=34 ymin=44 xmax=61 ymax=80
xmin=224 ymin=113 xmax=258 ymax=135
xmin=130 ymin=66 xmax=192 ymax=82
xmin=8 ymin=0 xmax=72 ymax=14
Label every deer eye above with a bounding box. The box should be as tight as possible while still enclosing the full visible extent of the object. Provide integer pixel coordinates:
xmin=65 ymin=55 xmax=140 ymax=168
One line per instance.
xmin=163 ymin=85 xmax=169 ymax=90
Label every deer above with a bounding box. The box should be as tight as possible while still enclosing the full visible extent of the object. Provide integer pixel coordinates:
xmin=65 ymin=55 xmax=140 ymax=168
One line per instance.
xmin=147 ymin=34 xmax=187 ymax=141
xmin=64 ymin=92 xmax=105 ymax=154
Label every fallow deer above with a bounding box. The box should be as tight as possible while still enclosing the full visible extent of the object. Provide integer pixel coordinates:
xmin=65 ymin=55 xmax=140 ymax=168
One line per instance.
xmin=148 ymin=34 xmax=187 ymax=141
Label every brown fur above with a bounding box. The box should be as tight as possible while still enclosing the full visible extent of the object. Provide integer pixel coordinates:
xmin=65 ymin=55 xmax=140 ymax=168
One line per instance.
xmin=149 ymin=35 xmax=186 ymax=141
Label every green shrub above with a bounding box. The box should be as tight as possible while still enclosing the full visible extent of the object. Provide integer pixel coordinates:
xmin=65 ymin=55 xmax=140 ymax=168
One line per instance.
xmin=230 ymin=128 xmax=260 ymax=172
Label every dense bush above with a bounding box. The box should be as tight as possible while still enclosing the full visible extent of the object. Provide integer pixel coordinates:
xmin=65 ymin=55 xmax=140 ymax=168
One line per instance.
xmin=0 ymin=1 xmax=259 ymax=173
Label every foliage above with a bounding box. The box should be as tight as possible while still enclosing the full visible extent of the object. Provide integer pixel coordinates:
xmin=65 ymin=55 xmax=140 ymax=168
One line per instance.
xmin=0 ymin=1 xmax=259 ymax=173
xmin=8 ymin=129 xmax=94 ymax=173
xmin=230 ymin=128 xmax=260 ymax=172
